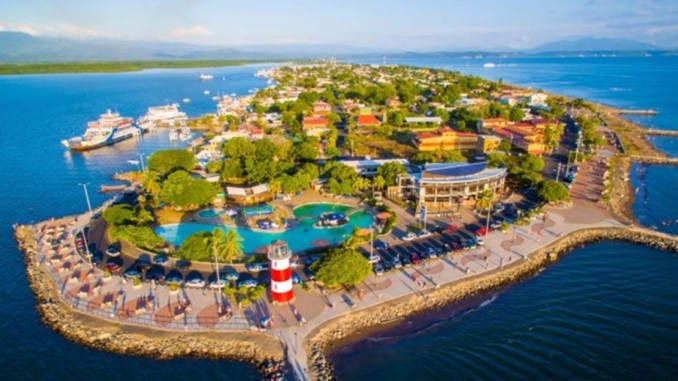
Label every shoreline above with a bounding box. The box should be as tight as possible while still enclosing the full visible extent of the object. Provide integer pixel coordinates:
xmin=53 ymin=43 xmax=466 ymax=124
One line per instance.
xmin=14 ymin=226 xmax=289 ymax=380
xmin=303 ymin=227 xmax=678 ymax=379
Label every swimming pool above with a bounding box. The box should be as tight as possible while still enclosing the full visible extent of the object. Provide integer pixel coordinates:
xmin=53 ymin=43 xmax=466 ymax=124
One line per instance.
xmin=156 ymin=203 xmax=373 ymax=254
xmin=197 ymin=208 xmax=224 ymax=219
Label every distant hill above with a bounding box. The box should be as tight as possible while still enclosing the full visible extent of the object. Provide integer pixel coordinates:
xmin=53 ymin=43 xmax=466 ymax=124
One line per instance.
xmin=0 ymin=32 xmax=380 ymax=62
xmin=531 ymin=37 xmax=662 ymax=52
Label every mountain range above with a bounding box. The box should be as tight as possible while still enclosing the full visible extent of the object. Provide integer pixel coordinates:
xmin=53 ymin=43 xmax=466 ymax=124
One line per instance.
xmin=0 ymin=32 xmax=670 ymax=62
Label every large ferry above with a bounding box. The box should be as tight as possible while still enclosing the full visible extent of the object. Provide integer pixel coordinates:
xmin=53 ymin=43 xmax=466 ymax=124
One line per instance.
xmin=139 ymin=103 xmax=186 ymax=125
xmin=62 ymin=109 xmax=140 ymax=151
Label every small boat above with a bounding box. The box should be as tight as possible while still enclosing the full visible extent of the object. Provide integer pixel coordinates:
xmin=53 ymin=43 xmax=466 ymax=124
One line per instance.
xmin=179 ymin=126 xmax=192 ymax=141
xmin=182 ymin=98 xmax=191 ymax=103
xmin=199 ymin=74 xmax=214 ymax=81
xmin=204 ymin=90 xmax=210 ymax=95
xmin=127 ymin=159 xmax=140 ymax=166
xmin=169 ymin=129 xmax=179 ymax=141
xmin=483 ymin=63 xmax=496 ymax=68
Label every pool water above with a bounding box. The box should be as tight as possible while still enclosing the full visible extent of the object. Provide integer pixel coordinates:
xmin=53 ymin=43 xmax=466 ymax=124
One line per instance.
xmin=156 ymin=203 xmax=373 ymax=253
xmin=197 ymin=208 xmax=224 ymax=219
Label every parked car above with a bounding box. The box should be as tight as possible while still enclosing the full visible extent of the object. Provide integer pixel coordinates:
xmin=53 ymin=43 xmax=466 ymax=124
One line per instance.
xmin=382 ymin=259 xmax=394 ymax=272
xmin=493 ymin=203 xmax=505 ymax=213
xmin=209 ymin=280 xmax=226 ymax=289
xmin=402 ymin=232 xmax=417 ymax=242
xmin=291 ymin=273 xmax=302 ymax=284
xmin=373 ymin=263 xmax=385 ymax=276
xmin=435 ymin=245 xmax=446 ymax=255
xmin=186 ymin=278 xmax=206 ymax=288
xmin=476 ymin=237 xmax=485 ymax=246
xmin=368 ymin=254 xmax=381 ymax=264
xmin=105 ymin=261 xmax=121 ymax=274
xmin=175 ymin=259 xmax=192 ymax=271
xmin=443 ymin=224 xmax=459 ymax=233
xmin=393 ymin=257 xmax=403 ymax=269
xmin=374 ymin=241 xmax=389 ymax=250
xmin=401 ymin=254 xmax=412 ymax=267
xmin=427 ymin=246 xmax=437 ymax=259
xmin=246 ymin=263 xmax=265 ymax=272
xmin=165 ymin=275 xmax=183 ymax=285
xmin=451 ymin=242 xmax=463 ymax=252
xmin=467 ymin=238 xmax=478 ymax=249
xmin=223 ymin=270 xmax=239 ymax=281
xmin=123 ymin=269 xmax=140 ymax=280
xmin=490 ymin=218 xmax=504 ymax=230
xmin=153 ymin=255 xmax=169 ymax=265
xmin=417 ymin=229 xmax=433 ymax=239
xmin=105 ymin=246 xmax=120 ymax=257
xmin=237 ymin=279 xmax=258 ymax=288
xmin=410 ymin=252 xmax=422 ymax=265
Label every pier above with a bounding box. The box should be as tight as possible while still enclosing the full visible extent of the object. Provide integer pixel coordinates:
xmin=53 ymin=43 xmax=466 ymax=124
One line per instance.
xmin=643 ymin=129 xmax=678 ymax=136
xmin=615 ymin=109 xmax=658 ymax=115
xmin=630 ymin=155 xmax=678 ymax=165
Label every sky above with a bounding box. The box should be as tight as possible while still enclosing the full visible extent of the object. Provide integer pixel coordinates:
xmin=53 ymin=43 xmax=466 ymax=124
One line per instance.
xmin=0 ymin=0 xmax=676 ymax=50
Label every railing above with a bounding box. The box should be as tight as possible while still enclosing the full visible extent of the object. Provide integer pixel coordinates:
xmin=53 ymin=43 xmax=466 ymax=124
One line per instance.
xmin=37 ymin=251 xmax=272 ymax=335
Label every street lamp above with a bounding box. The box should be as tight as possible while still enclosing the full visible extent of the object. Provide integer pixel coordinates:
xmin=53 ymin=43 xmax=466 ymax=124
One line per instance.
xmin=78 ymin=183 xmax=92 ymax=215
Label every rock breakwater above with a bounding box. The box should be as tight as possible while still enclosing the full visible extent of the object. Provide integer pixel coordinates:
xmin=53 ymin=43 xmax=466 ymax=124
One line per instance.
xmin=14 ymin=225 xmax=287 ymax=380
xmin=306 ymin=227 xmax=677 ymax=379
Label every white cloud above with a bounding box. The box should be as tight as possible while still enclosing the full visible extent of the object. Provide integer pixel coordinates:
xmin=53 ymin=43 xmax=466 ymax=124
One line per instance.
xmin=0 ymin=21 xmax=119 ymax=39
xmin=169 ymin=25 xmax=211 ymax=38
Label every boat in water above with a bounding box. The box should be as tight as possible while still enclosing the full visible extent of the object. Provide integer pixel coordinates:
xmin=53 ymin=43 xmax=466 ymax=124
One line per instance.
xmin=182 ymin=98 xmax=191 ymax=103
xmin=483 ymin=62 xmax=496 ymax=68
xmin=169 ymin=129 xmax=180 ymax=141
xmin=140 ymin=103 xmax=187 ymax=129
xmin=62 ymin=109 xmax=140 ymax=151
xmin=179 ymin=125 xmax=193 ymax=141
xmin=199 ymin=74 xmax=214 ymax=81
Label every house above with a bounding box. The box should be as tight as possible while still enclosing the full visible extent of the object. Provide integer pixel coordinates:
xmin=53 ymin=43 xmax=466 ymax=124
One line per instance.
xmin=405 ymin=116 xmax=443 ymax=125
xmin=492 ymin=126 xmax=545 ymax=155
xmin=313 ymin=101 xmax=332 ymax=115
xmin=356 ymin=114 xmax=381 ymax=127
xmin=415 ymin=128 xmax=478 ymax=152
xmin=476 ymin=135 xmax=502 ymax=154
xmin=386 ymin=97 xmax=401 ymax=108
xmin=527 ymin=93 xmax=548 ymax=106
xmin=225 ymin=184 xmax=272 ymax=206
xmin=480 ymin=118 xmax=510 ymax=131
xmin=302 ymin=117 xmax=329 ymax=137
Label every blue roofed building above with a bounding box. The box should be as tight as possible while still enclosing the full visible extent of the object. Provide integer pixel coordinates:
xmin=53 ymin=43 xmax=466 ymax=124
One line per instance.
xmin=395 ymin=162 xmax=507 ymax=215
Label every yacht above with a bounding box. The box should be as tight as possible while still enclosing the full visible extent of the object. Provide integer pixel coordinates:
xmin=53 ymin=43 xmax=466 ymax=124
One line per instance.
xmin=169 ymin=129 xmax=180 ymax=141
xmin=62 ymin=109 xmax=140 ymax=151
xmin=483 ymin=63 xmax=496 ymax=68
xmin=199 ymin=74 xmax=214 ymax=81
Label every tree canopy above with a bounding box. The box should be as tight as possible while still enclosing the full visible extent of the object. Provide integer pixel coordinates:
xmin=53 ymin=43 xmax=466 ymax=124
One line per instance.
xmin=147 ymin=149 xmax=195 ymax=176
xmin=175 ymin=231 xmax=212 ymax=261
xmin=377 ymin=161 xmax=407 ymax=186
xmin=109 ymin=225 xmax=164 ymax=250
xmin=160 ymin=170 xmax=217 ymax=209
xmin=310 ymin=247 xmax=372 ymax=288
xmin=103 ymin=204 xmax=137 ymax=226
xmin=537 ymin=180 xmax=570 ymax=202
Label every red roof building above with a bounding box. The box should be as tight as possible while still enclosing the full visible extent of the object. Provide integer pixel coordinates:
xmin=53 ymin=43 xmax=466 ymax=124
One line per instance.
xmin=302 ymin=117 xmax=329 ymax=137
xmin=415 ymin=128 xmax=478 ymax=152
xmin=356 ymin=114 xmax=381 ymax=127
xmin=313 ymin=101 xmax=332 ymax=115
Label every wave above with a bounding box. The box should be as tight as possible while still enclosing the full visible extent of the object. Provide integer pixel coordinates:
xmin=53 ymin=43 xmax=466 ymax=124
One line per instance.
xmin=609 ymin=87 xmax=632 ymax=92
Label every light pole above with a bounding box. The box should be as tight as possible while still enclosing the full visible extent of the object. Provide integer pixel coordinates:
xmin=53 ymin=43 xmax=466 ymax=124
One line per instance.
xmin=81 ymin=228 xmax=92 ymax=266
xmin=78 ymin=183 xmax=92 ymax=215
xmin=555 ymin=163 xmax=563 ymax=182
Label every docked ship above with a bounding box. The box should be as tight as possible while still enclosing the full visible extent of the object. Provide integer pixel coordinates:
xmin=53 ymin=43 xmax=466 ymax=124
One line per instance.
xmin=138 ymin=103 xmax=187 ymax=131
xmin=62 ymin=109 xmax=140 ymax=151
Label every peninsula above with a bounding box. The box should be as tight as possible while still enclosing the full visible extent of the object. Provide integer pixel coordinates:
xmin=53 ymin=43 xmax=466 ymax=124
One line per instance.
xmin=14 ymin=62 xmax=678 ymax=381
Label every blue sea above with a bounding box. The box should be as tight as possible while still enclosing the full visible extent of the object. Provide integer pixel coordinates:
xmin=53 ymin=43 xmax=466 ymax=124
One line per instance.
xmin=0 ymin=57 xmax=676 ymax=380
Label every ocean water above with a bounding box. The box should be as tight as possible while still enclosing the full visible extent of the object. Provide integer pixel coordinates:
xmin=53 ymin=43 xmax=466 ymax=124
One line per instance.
xmin=331 ymin=241 xmax=678 ymax=381
xmin=0 ymin=57 xmax=676 ymax=380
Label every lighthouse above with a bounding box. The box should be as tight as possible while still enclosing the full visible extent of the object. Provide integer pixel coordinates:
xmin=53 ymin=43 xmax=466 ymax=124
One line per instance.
xmin=268 ymin=240 xmax=294 ymax=303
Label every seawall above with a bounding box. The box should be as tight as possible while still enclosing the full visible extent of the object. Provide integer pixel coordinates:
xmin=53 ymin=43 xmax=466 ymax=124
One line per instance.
xmin=14 ymin=225 xmax=288 ymax=380
xmin=304 ymin=227 xmax=678 ymax=380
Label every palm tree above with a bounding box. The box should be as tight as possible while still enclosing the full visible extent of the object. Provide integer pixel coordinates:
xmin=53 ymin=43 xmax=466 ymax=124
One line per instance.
xmin=475 ymin=189 xmax=493 ymax=212
xmin=142 ymin=170 xmax=161 ymax=197
xmin=372 ymin=175 xmax=386 ymax=190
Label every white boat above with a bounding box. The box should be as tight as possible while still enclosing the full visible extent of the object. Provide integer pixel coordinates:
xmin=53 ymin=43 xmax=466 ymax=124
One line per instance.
xmin=204 ymin=90 xmax=210 ymax=95
xmin=142 ymin=103 xmax=187 ymax=125
xmin=136 ymin=117 xmax=156 ymax=133
xmin=199 ymin=74 xmax=214 ymax=81
xmin=62 ymin=109 xmax=140 ymax=151
xmin=169 ymin=129 xmax=179 ymax=141
xmin=179 ymin=125 xmax=192 ymax=141
xmin=182 ymin=98 xmax=191 ymax=103
xmin=483 ymin=63 xmax=496 ymax=68
xmin=127 ymin=159 xmax=140 ymax=166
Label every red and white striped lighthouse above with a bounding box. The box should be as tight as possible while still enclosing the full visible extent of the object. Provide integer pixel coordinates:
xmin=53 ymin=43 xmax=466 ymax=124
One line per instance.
xmin=268 ymin=240 xmax=294 ymax=303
